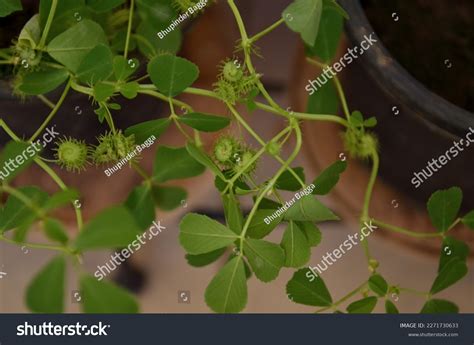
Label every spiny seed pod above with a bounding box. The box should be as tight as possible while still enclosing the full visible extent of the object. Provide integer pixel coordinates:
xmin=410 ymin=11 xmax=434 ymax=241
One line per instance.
xmin=220 ymin=59 xmax=244 ymax=83
xmin=266 ymin=141 xmax=281 ymax=156
xmin=237 ymin=75 xmax=258 ymax=96
xmin=214 ymin=79 xmax=239 ymax=105
xmin=54 ymin=137 xmax=89 ymax=172
xmin=343 ymin=130 xmax=378 ymax=159
xmin=92 ymin=131 xmax=136 ymax=164
xmin=233 ymin=149 xmax=257 ymax=174
xmin=214 ymin=136 xmax=238 ymax=165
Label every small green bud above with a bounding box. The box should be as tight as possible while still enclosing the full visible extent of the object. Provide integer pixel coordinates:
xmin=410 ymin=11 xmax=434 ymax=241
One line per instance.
xmin=266 ymin=141 xmax=281 ymax=156
xmin=54 ymin=138 xmax=89 ymax=172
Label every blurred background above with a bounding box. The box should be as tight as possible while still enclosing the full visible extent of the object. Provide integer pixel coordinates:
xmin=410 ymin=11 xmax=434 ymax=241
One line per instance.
xmin=0 ymin=0 xmax=473 ymax=313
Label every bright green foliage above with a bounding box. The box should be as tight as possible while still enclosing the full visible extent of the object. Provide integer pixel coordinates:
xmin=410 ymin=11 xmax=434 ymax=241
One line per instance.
xmin=0 ymin=0 xmax=469 ymax=316
xmin=26 ymin=256 xmax=66 ymax=313
xmin=80 ymin=276 xmax=139 ymax=313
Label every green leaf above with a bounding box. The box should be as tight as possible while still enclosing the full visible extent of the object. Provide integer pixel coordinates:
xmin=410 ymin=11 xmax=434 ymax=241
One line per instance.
xmin=147 ymin=55 xmax=199 ymax=97
xmin=40 ymin=0 xmax=88 ymax=42
xmin=284 ymin=195 xmax=339 ymax=222
xmin=368 ymin=274 xmax=388 ymax=297
xmin=19 ymin=68 xmax=69 ymax=95
xmin=186 ymin=142 xmax=225 ymax=179
xmin=312 ymin=160 xmax=347 ymax=195
xmin=346 ymin=296 xmax=378 ymax=314
xmin=119 ymin=82 xmax=139 ymax=99
xmin=43 ymin=189 xmax=79 ymax=211
xmin=246 ymin=209 xmax=283 ymax=239
xmin=438 ymin=237 xmax=469 ymax=272
xmin=153 ymin=146 xmax=205 ymax=183
xmin=430 ymin=257 xmax=468 ymax=294
xmin=151 ymin=185 xmax=187 ymax=211
xmin=136 ymin=21 xmax=181 ymax=57
xmin=281 ymin=221 xmax=311 ymax=267
xmin=0 ymin=141 xmax=41 ymax=183
xmin=125 ymin=118 xmax=170 ymax=144
xmin=205 ymin=256 xmax=247 ymax=313
xmin=47 ymin=20 xmax=107 ymax=72
xmin=307 ymin=78 xmax=339 ymax=115
xmin=76 ymin=44 xmax=113 ymax=84
xmin=0 ymin=186 xmax=48 ymax=233
xmin=18 ymin=14 xmax=41 ymax=48
xmin=74 ymin=206 xmax=141 ymax=250
xmin=87 ymin=0 xmax=125 ymax=12
xmin=26 ymin=256 xmax=65 ymax=313
xmin=283 ymin=0 xmax=323 ymax=47
xmin=80 ymin=275 xmax=139 ymax=313
xmin=185 ymin=248 xmax=227 ymax=267
xmin=43 ymin=219 xmax=69 ymax=244
xmin=427 ymin=187 xmax=462 ymax=232
xmin=125 ymin=185 xmax=155 ymax=229
xmin=461 ymin=210 xmax=474 ymax=229
xmin=364 ymin=117 xmax=378 ymax=127
xmin=385 ymin=300 xmax=399 ymax=314
xmin=275 ymin=167 xmax=306 ymax=192
xmin=296 ymin=221 xmax=322 ymax=247
xmin=286 ymin=268 xmax=332 ymax=306
xmin=179 ymin=213 xmax=238 ymax=255
xmin=243 ymin=238 xmax=285 ymax=282
xmin=421 ymin=299 xmax=459 ymax=314
xmin=178 ymin=113 xmax=230 ymax=132
xmin=0 ymin=0 xmax=22 ymax=17
xmin=93 ymin=82 xmax=115 ymax=102
xmin=112 ymin=56 xmax=139 ymax=81
xmin=305 ymin=0 xmax=344 ymax=61
xmin=222 ymin=194 xmax=244 ymax=235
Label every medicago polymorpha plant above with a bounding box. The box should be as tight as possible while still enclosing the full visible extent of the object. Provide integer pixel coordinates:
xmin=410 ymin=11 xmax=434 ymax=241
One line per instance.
xmin=0 ymin=0 xmax=472 ymax=313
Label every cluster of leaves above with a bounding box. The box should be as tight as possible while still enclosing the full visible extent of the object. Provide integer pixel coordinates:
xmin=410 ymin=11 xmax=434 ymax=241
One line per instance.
xmin=287 ymin=187 xmax=473 ymax=313
xmin=0 ymin=0 xmax=471 ymax=315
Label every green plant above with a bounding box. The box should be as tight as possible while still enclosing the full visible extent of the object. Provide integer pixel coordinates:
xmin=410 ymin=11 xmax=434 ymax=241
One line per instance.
xmin=0 ymin=0 xmax=471 ymax=314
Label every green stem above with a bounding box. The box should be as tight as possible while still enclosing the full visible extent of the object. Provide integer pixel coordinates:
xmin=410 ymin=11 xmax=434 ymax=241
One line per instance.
xmin=34 ymin=158 xmax=84 ymax=231
xmin=306 ymin=58 xmax=351 ymax=121
xmin=30 ymin=79 xmax=71 ymax=141
xmin=0 ymin=184 xmax=46 ymax=219
xmin=0 ymin=234 xmax=71 ymax=254
xmin=138 ymin=89 xmax=193 ymax=112
xmin=315 ymin=281 xmax=368 ymax=313
xmin=37 ymin=95 xmax=55 ymax=109
xmin=371 ymin=219 xmax=442 ymax=238
xmin=249 ymin=18 xmax=285 ymax=43
xmin=239 ymin=123 xmax=303 ymax=249
xmin=38 ymin=0 xmax=58 ymax=49
xmin=123 ymin=0 xmax=135 ymax=59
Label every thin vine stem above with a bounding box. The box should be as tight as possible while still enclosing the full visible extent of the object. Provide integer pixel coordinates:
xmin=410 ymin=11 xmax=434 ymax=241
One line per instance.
xmin=123 ymin=0 xmax=135 ymax=59
xmin=38 ymin=0 xmax=58 ymax=49
xmin=30 ymin=79 xmax=72 ymax=141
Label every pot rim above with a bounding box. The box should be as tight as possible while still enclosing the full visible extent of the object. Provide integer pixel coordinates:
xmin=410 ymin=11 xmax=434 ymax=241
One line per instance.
xmin=339 ymin=0 xmax=474 ymax=138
